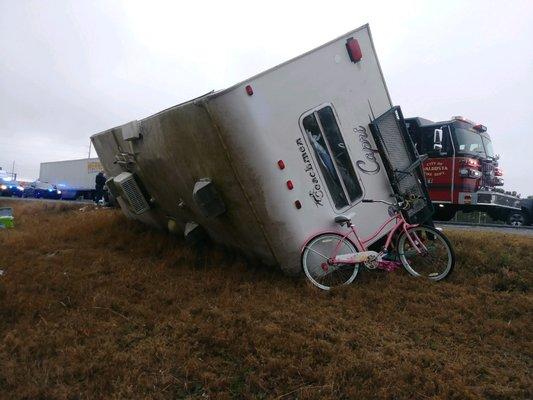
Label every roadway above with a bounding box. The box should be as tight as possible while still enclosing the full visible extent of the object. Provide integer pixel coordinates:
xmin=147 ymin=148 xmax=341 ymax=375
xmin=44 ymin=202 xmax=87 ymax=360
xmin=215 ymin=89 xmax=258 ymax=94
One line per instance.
xmin=0 ymin=196 xmax=93 ymax=204
xmin=436 ymin=222 xmax=533 ymax=237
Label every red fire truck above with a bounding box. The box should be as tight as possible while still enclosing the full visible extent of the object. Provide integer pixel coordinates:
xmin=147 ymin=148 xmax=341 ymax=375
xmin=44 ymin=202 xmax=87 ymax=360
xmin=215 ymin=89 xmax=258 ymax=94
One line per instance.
xmin=405 ymin=116 xmax=522 ymax=223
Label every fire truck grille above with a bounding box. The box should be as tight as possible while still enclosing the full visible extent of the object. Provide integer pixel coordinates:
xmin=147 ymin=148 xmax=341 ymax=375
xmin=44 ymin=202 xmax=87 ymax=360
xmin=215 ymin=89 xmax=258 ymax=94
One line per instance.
xmin=369 ymin=107 xmax=433 ymax=224
xmin=481 ymin=160 xmax=495 ymax=188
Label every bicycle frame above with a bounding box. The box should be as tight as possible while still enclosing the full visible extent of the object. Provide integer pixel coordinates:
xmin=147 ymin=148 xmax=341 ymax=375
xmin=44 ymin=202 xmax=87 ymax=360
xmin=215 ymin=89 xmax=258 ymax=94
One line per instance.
xmin=331 ymin=210 xmax=422 ymax=264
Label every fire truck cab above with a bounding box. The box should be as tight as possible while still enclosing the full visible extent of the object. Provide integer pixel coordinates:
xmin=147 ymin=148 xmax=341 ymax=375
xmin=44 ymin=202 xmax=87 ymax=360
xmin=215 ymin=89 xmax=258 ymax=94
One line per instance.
xmin=405 ymin=116 xmax=521 ymax=222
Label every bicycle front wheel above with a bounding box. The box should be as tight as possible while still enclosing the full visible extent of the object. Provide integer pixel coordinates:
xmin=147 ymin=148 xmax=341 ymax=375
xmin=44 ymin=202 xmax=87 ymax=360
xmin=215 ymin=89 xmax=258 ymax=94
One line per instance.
xmin=397 ymin=225 xmax=455 ymax=281
xmin=301 ymin=233 xmax=359 ymax=290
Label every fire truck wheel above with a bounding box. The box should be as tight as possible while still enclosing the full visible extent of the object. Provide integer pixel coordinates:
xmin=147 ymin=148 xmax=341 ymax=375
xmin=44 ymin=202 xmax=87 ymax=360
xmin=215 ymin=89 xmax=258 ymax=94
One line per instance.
xmin=433 ymin=207 xmax=455 ymax=222
xmin=507 ymin=212 xmax=527 ymax=227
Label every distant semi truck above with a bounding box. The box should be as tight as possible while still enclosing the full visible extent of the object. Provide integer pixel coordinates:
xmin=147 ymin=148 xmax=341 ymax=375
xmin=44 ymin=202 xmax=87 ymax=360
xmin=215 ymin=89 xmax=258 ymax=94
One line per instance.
xmin=0 ymin=167 xmax=15 ymax=181
xmin=39 ymin=158 xmax=103 ymax=200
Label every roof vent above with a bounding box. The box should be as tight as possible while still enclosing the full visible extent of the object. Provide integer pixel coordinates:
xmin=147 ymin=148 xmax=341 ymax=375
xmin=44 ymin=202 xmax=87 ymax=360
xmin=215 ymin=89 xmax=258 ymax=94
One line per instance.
xmin=121 ymin=120 xmax=141 ymax=141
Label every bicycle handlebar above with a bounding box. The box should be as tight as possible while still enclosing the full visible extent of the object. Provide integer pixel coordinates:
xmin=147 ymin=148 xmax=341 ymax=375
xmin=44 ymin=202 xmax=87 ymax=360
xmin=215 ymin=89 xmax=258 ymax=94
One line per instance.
xmin=362 ymin=194 xmax=424 ymax=209
xmin=362 ymin=199 xmax=394 ymax=206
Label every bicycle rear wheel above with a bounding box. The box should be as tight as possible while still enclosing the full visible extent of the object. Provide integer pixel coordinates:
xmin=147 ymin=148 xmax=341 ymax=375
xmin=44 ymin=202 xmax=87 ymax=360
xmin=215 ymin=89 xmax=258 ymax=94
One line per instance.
xmin=301 ymin=233 xmax=359 ymax=290
xmin=397 ymin=225 xmax=455 ymax=281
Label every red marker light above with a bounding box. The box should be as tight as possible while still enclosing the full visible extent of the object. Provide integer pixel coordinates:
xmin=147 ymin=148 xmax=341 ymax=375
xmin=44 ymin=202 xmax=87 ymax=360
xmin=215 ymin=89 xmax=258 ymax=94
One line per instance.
xmin=345 ymin=37 xmax=362 ymax=63
xmin=294 ymin=200 xmax=302 ymax=209
xmin=277 ymin=160 xmax=285 ymax=170
xmin=245 ymin=85 xmax=253 ymax=96
xmin=286 ymin=180 xmax=294 ymax=190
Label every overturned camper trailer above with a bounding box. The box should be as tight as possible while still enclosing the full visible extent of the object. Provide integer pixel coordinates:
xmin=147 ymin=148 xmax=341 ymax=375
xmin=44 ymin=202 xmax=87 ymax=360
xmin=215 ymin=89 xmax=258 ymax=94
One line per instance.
xmin=91 ymin=24 xmax=432 ymax=275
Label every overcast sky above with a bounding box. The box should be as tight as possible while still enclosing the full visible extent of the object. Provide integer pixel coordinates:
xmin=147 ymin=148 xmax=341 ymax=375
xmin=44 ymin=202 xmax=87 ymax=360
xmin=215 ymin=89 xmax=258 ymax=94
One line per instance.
xmin=1 ymin=0 xmax=532 ymax=195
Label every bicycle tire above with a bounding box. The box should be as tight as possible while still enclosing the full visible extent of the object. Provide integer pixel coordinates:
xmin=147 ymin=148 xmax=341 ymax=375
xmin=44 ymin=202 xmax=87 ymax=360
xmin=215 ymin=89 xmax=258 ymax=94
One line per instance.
xmin=301 ymin=233 xmax=359 ymax=290
xmin=397 ymin=225 xmax=455 ymax=281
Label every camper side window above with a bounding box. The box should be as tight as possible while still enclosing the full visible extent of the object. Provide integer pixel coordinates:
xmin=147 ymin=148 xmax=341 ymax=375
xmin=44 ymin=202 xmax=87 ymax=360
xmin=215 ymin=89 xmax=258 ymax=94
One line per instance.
xmin=302 ymin=107 xmax=362 ymax=209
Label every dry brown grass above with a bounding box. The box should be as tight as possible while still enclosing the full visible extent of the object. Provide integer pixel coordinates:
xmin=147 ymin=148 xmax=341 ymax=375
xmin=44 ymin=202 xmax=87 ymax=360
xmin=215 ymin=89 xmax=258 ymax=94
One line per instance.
xmin=0 ymin=199 xmax=531 ymax=400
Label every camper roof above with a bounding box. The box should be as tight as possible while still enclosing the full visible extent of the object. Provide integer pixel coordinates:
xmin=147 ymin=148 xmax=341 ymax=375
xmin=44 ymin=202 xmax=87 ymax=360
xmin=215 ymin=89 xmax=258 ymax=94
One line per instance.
xmin=95 ymin=23 xmax=385 ymax=135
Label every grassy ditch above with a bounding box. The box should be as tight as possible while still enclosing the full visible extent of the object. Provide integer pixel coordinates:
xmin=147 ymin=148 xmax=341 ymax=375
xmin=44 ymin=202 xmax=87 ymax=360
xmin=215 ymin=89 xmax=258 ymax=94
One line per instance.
xmin=0 ymin=200 xmax=531 ymax=399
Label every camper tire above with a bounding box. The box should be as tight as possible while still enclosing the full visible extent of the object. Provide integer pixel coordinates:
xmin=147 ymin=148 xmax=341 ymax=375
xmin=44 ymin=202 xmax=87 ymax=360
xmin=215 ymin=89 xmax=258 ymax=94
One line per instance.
xmin=433 ymin=206 xmax=456 ymax=222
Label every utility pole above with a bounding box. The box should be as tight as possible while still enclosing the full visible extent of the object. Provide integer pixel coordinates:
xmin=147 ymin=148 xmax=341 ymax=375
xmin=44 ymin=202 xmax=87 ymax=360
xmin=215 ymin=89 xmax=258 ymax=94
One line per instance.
xmin=88 ymin=140 xmax=92 ymax=159
xmin=11 ymin=160 xmax=15 ymax=180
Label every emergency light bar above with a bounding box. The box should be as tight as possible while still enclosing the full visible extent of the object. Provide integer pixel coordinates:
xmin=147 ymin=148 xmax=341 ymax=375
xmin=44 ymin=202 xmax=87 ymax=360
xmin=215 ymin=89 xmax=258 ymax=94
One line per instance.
xmin=453 ymin=116 xmax=488 ymax=132
xmin=452 ymin=116 xmax=476 ymax=125
xmin=473 ymin=124 xmax=487 ymax=133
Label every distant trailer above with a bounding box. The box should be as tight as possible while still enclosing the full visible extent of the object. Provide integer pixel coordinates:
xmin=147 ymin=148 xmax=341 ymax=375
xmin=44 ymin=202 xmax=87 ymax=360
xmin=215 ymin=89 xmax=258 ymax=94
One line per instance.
xmin=39 ymin=158 xmax=102 ymax=200
xmin=0 ymin=168 xmax=15 ymax=181
xmin=91 ymin=24 xmax=432 ymax=275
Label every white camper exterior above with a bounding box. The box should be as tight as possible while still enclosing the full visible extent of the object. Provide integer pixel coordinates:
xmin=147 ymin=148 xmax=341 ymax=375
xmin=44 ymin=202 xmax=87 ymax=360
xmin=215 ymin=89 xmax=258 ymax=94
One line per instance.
xmin=91 ymin=24 xmax=427 ymax=275
xmin=39 ymin=158 xmax=103 ymax=199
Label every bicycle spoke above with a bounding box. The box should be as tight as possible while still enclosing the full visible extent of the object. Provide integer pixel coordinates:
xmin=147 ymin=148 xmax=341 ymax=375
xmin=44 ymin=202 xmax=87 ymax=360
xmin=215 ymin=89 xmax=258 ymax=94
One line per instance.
xmin=304 ymin=246 xmax=329 ymax=261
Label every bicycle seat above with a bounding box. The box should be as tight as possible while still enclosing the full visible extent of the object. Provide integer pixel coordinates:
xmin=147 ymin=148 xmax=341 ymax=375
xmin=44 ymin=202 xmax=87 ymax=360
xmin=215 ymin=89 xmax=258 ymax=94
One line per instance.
xmin=334 ymin=215 xmax=351 ymax=225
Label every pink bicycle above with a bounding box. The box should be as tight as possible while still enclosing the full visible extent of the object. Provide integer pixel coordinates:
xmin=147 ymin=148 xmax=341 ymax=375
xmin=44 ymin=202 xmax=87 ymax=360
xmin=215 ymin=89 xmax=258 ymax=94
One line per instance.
xmin=301 ymin=196 xmax=455 ymax=290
